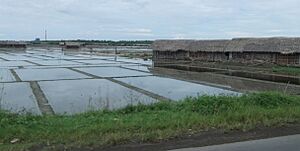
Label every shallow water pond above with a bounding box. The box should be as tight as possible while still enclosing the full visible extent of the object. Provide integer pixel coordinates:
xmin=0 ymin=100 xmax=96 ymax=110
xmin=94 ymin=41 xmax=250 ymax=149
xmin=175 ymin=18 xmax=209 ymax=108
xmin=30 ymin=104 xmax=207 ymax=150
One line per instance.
xmin=75 ymin=67 xmax=152 ymax=78
xmin=115 ymin=76 xmax=239 ymax=100
xmin=39 ymin=79 xmax=158 ymax=115
xmin=0 ymin=82 xmax=41 ymax=114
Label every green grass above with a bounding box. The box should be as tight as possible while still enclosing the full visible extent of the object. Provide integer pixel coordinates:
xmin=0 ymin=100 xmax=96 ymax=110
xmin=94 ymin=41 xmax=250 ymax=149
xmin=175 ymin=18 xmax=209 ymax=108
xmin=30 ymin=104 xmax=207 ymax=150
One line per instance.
xmin=0 ymin=92 xmax=300 ymax=150
xmin=272 ymin=66 xmax=300 ymax=76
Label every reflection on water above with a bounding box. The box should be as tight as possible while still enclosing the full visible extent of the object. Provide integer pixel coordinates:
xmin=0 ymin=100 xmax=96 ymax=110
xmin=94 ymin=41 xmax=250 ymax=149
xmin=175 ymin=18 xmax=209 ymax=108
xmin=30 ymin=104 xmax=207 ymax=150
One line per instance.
xmin=15 ymin=68 xmax=89 ymax=81
xmin=115 ymin=76 xmax=239 ymax=101
xmin=0 ymin=50 xmax=246 ymax=115
xmin=76 ymin=67 xmax=152 ymax=78
xmin=0 ymin=82 xmax=41 ymax=115
xmin=0 ymin=61 xmax=34 ymax=67
xmin=0 ymin=69 xmax=15 ymax=82
xmin=38 ymin=79 xmax=158 ymax=115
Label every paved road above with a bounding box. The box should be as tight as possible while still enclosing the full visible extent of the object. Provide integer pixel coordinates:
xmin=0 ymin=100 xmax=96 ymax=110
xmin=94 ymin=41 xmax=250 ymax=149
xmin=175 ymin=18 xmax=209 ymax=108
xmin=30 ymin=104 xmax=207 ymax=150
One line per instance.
xmin=170 ymin=135 xmax=300 ymax=151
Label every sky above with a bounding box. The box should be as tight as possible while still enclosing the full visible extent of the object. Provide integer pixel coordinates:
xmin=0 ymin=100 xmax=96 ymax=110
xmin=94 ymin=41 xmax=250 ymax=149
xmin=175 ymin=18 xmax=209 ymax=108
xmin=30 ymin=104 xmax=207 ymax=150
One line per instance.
xmin=0 ymin=0 xmax=299 ymax=40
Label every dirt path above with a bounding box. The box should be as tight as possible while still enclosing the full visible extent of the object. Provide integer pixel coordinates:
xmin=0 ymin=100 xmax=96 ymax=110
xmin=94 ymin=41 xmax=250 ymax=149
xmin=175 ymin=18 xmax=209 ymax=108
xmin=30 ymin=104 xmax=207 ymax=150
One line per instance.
xmin=28 ymin=124 xmax=300 ymax=151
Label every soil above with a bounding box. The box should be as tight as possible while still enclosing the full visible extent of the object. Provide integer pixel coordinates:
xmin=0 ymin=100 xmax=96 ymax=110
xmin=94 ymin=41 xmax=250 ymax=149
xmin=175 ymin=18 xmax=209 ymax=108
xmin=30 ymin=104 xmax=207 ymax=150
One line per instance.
xmin=28 ymin=124 xmax=300 ymax=151
xmin=155 ymin=60 xmax=300 ymax=77
xmin=151 ymin=67 xmax=300 ymax=95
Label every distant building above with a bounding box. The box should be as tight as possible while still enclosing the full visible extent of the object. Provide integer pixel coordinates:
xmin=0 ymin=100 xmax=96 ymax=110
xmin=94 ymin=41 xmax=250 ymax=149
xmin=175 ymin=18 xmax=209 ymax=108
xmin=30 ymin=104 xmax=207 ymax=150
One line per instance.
xmin=32 ymin=38 xmax=41 ymax=44
xmin=0 ymin=41 xmax=27 ymax=48
xmin=60 ymin=42 xmax=85 ymax=50
xmin=152 ymin=38 xmax=300 ymax=66
xmin=59 ymin=42 xmax=65 ymax=46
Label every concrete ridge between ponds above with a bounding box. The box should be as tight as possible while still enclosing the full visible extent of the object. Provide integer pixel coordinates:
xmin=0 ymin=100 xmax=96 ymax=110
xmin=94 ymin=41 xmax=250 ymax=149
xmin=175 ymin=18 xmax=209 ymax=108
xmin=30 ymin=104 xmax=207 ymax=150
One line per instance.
xmin=68 ymin=67 xmax=172 ymax=102
xmin=24 ymin=60 xmax=43 ymax=66
xmin=0 ymin=56 xmax=9 ymax=61
xmin=9 ymin=69 xmax=22 ymax=82
xmin=30 ymin=81 xmax=55 ymax=115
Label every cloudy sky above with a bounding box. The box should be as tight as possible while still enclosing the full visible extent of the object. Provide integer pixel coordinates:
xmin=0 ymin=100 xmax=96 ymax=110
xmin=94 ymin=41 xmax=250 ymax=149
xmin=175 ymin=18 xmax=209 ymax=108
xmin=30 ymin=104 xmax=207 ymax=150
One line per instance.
xmin=0 ymin=0 xmax=299 ymax=40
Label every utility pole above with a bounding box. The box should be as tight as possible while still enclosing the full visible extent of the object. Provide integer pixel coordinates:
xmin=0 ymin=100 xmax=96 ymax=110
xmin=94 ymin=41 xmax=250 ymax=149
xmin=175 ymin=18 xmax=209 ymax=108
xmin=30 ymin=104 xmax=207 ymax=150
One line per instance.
xmin=114 ymin=47 xmax=118 ymax=61
xmin=45 ymin=30 xmax=48 ymax=41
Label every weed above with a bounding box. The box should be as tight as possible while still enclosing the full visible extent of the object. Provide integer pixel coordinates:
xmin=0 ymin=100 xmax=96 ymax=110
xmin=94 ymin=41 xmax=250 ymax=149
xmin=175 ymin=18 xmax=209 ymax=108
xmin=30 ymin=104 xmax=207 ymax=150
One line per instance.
xmin=272 ymin=66 xmax=300 ymax=76
xmin=0 ymin=92 xmax=299 ymax=149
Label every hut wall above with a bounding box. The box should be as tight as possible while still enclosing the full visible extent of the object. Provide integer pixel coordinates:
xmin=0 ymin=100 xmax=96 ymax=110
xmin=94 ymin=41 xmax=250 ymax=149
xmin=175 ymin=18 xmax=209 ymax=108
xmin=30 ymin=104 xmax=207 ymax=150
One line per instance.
xmin=154 ymin=50 xmax=300 ymax=66
xmin=153 ymin=50 xmax=188 ymax=61
xmin=152 ymin=38 xmax=300 ymax=66
xmin=0 ymin=44 xmax=26 ymax=48
xmin=174 ymin=50 xmax=188 ymax=60
xmin=189 ymin=52 xmax=227 ymax=62
xmin=232 ymin=52 xmax=275 ymax=63
xmin=65 ymin=45 xmax=80 ymax=49
xmin=276 ymin=53 xmax=300 ymax=65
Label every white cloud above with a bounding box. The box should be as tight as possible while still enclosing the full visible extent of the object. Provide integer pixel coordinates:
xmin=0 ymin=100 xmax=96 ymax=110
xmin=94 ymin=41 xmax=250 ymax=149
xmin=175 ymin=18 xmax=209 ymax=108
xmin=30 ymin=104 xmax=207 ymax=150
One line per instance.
xmin=172 ymin=34 xmax=188 ymax=39
xmin=0 ymin=0 xmax=299 ymax=40
xmin=118 ymin=28 xmax=152 ymax=35
xmin=225 ymin=31 xmax=255 ymax=38
xmin=266 ymin=29 xmax=283 ymax=33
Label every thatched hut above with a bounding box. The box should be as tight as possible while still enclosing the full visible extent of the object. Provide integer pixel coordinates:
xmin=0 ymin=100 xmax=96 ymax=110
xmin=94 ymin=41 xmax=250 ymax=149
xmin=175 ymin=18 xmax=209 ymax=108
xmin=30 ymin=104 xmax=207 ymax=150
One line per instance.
xmin=0 ymin=41 xmax=27 ymax=49
xmin=152 ymin=37 xmax=300 ymax=66
xmin=61 ymin=42 xmax=85 ymax=50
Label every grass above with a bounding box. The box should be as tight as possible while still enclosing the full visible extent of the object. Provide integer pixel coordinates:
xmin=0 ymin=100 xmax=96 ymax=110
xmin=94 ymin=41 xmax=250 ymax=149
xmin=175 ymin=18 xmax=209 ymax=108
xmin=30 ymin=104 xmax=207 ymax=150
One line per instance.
xmin=0 ymin=92 xmax=300 ymax=150
xmin=272 ymin=66 xmax=300 ymax=76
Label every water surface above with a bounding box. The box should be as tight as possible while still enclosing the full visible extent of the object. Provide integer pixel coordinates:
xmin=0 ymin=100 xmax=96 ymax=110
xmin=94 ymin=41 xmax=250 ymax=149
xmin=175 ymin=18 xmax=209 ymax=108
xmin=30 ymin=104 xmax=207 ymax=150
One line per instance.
xmin=76 ymin=67 xmax=152 ymax=78
xmin=15 ymin=68 xmax=90 ymax=81
xmin=0 ymin=69 xmax=15 ymax=82
xmin=116 ymin=76 xmax=239 ymax=100
xmin=0 ymin=82 xmax=41 ymax=114
xmin=39 ymin=79 xmax=158 ymax=114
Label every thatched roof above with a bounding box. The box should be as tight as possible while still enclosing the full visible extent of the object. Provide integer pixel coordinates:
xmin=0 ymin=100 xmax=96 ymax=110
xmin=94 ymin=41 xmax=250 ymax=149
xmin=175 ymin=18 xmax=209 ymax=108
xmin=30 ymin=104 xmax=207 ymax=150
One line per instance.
xmin=188 ymin=40 xmax=229 ymax=52
xmin=152 ymin=37 xmax=300 ymax=53
xmin=151 ymin=40 xmax=195 ymax=51
xmin=0 ymin=41 xmax=27 ymax=45
xmin=226 ymin=38 xmax=300 ymax=53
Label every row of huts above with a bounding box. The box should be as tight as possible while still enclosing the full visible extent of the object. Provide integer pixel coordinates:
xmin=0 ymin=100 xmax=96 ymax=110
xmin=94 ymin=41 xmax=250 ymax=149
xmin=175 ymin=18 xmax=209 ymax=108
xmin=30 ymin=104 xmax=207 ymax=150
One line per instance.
xmin=152 ymin=37 xmax=300 ymax=66
xmin=59 ymin=42 xmax=85 ymax=49
xmin=0 ymin=41 xmax=27 ymax=48
xmin=0 ymin=41 xmax=84 ymax=50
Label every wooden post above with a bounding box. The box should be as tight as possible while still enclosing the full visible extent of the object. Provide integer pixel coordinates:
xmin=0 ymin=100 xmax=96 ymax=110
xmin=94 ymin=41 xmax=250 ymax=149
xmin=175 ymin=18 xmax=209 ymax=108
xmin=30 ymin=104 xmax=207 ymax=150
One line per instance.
xmin=229 ymin=52 xmax=233 ymax=60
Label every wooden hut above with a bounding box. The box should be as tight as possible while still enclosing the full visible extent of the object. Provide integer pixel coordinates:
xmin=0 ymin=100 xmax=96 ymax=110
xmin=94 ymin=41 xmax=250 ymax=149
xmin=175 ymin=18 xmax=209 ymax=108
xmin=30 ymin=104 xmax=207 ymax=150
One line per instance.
xmin=0 ymin=41 xmax=27 ymax=49
xmin=62 ymin=42 xmax=84 ymax=50
xmin=152 ymin=37 xmax=300 ymax=66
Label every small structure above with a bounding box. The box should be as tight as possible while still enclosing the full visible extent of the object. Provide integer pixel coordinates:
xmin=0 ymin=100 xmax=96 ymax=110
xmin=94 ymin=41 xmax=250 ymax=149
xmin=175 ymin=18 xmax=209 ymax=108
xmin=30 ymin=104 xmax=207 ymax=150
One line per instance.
xmin=152 ymin=37 xmax=300 ymax=66
xmin=32 ymin=38 xmax=41 ymax=44
xmin=0 ymin=41 xmax=27 ymax=49
xmin=61 ymin=42 xmax=84 ymax=50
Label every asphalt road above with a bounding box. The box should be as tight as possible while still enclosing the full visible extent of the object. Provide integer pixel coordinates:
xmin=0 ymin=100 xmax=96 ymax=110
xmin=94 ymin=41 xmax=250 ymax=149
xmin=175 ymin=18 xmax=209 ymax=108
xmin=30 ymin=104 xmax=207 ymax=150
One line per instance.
xmin=170 ymin=135 xmax=300 ymax=151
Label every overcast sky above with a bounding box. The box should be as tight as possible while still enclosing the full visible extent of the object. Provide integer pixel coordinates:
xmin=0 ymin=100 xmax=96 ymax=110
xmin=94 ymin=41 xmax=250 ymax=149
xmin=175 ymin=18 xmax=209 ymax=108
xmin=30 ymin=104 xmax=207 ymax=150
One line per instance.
xmin=0 ymin=0 xmax=299 ymax=40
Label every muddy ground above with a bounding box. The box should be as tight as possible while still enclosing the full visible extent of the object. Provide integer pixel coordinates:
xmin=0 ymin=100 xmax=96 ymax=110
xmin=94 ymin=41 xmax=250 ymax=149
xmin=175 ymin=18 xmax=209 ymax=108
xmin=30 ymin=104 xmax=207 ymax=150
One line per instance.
xmin=155 ymin=61 xmax=300 ymax=77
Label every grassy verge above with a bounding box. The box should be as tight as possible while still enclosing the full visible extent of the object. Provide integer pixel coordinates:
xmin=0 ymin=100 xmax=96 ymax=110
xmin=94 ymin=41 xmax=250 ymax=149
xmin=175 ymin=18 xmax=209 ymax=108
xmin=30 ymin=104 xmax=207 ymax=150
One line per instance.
xmin=272 ymin=66 xmax=300 ymax=76
xmin=0 ymin=92 xmax=300 ymax=150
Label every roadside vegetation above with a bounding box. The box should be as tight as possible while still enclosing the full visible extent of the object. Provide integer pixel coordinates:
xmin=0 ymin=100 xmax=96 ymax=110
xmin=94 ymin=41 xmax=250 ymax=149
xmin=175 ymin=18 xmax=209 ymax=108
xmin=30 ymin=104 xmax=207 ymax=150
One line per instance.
xmin=272 ymin=66 xmax=300 ymax=76
xmin=0 ymin=92 xmax=300 ymax=150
